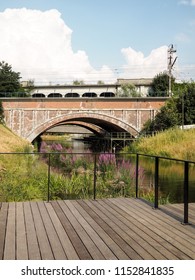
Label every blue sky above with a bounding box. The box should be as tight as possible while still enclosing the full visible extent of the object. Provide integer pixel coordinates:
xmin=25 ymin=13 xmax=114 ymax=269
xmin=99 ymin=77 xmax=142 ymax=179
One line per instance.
xmin=0 ymin=0 xmax=195 ymax=83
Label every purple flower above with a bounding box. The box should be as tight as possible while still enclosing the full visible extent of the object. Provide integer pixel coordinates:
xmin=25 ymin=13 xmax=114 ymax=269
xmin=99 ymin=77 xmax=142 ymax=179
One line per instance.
xmin=99 ymin=153 xmax=116 ymax=165
xmin=40 ymin=141 xmax=48 ymax=153
xmin=51 ymin=143 xmax=63 ymax=152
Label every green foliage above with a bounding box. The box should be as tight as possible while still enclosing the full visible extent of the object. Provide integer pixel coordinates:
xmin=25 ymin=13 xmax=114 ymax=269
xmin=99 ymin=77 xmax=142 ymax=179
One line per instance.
xmin=172 ymin=81 xmax=188 ymax=96
xmin=0 ymin=154 xmax=48 ymax=201
xmin=141 ymin=98 xmax=179 ymax=134
xmin=148 ymin=72 xmax=174 ymax=97
xmin=97 ymin=80 xmax=104 ymax=85
xmin=0 ymin=61 xmax=22 ymax=93
xmin=23 ymin=79 xmax=35 ymax=94
xmin=0 ymin=148 xmax=144 ymax=202
xmin=176 ymin=82 xmax=195 ymax=125
xmin=73 ymin=80 xmax=85 ymax=85
xmin=118 ymin=83 xmax=141 ymax=97
xmin=124 ymin=128 xmax=195 ymax=160
xmin=142 ymin=82 xmax=195 ymax=135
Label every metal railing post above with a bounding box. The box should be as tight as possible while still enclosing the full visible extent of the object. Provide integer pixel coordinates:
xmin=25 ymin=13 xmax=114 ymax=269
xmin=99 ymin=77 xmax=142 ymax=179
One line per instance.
xmin=47 ymin=153 xmax=51 ymax=202
xmin=135 ymin=154 xmax=139 ymax=198
xmin=93 ymin=153 xmax=97 ymax=200
xmin=183 ymin=161 xmax=189 ymax=224
xmin=154 ymin=156 xmax=159 ymax=209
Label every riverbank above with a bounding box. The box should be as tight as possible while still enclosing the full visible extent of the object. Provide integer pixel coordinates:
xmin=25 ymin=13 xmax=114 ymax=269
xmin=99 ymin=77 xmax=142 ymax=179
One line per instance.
xmin=124 ymin=128 xmax=195 ymax=161
xmin=0 ymin=124 xmax=31 ymax=152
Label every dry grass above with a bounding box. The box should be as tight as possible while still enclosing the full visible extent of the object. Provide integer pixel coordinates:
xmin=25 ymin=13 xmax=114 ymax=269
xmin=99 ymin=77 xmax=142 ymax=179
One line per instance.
xmin=0 ymin=124 xmax=31 ymax=152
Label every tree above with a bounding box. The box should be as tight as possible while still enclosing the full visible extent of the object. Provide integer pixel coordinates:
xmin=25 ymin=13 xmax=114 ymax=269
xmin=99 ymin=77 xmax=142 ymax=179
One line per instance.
xmin=148 ymin=72 xmax=175 ymax=97
xmin=141 ymin=81 xmax=195 ymax=135
xmin=0 ymin=61 xmax=22 ymax=94
xmin=176 ymin=82 xmax=195 ymax=125
xmin=22 ymin=79 xmax=35 ymax=94
xmin=73 ymin=80 xmax=85 ymax=85
xmin=141 ymin=99 xmax=179 ymax=134
xmin=118 ymin=83 xmax=140 ymax=97
xmin=97 ymin=80 xmax=104 ymax=85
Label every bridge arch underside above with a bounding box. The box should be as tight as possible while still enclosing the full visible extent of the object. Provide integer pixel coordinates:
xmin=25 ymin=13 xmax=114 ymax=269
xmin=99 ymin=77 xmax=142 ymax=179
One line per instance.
xmin=28 ymin=112 xmax=139 ymax=142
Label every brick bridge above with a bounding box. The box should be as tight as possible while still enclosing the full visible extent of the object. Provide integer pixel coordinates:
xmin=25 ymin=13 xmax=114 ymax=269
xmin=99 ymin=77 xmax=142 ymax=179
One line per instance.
xmin=2 ymin=97 xmax=167 ymax=142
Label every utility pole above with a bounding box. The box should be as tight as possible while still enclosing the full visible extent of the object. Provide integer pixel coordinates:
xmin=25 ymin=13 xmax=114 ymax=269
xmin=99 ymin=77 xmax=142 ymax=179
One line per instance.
xmin=167 ymin=44 xmax=177 ymax=96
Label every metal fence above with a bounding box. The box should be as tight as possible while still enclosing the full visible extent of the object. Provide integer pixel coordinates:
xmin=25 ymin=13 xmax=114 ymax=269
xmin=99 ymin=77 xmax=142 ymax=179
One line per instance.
xmin=0 ymin=151 xmax=194 ymax=224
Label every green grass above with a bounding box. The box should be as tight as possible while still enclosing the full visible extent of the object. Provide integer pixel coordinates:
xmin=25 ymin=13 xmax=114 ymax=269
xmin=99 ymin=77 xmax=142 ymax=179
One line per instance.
xmin=124 ymin=128 xmax=195 ymax=161
xmin=0 ymin=124 xmax=31 ymax=153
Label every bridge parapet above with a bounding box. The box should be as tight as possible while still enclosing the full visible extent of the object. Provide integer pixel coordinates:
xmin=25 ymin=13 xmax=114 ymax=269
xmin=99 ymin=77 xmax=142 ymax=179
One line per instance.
xmin=30 ymin=84 xmax=119 ymax=98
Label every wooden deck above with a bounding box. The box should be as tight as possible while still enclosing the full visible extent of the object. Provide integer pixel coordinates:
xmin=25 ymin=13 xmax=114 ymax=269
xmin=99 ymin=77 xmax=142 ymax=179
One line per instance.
xmin=0 ymin=198 xmax=195 ymax=260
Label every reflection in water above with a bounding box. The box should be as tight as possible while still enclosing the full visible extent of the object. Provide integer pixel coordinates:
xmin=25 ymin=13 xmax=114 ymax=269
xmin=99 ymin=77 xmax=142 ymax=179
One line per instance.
xmin=137 ymin=156 xmax=195 ymax=204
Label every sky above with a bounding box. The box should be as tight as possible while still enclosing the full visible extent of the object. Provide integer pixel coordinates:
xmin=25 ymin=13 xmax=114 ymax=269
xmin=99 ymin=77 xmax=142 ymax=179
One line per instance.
xmin=0 ymin=0 xmax=195 ymax=84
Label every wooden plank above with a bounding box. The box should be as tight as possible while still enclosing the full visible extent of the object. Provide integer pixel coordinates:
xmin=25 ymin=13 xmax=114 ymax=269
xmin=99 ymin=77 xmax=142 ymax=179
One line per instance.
xmin=0 ymin=203 xmax=8 ymax=260
xmin=80 ymin=200 xmax=143 ymax=259
xmin=30 ymin=202 xmax=54 ymax=260
xmin=45 ymin=202 xmax=79 ymax=260
xmin=16 ymin=202 xmax=28 ymax=260
xmin=89 ymin=199 xmax=156 ymax=260
xmin=1 ymin=199 xmax=194 ymax=260
xmin=23 ymin=202 xmax=41 ymax=260
xmin=74 ymin=200 xmax=129 ymax=260
xmin=189 ymin=203 xmax=195 ymax=210
xmin=128 ymin=199 xmax=195 ymax=244
xmin=161 ymin=203 xmax=195 ymax=224
xmin=4 ymin=202 xmax=16 ymax=260
xmin=107 ymin=198 xmax=180 ymax=260
xmin=59 ymin=200 xmax=104 ymax=260
xmin=51 ymin=200 xmax=92 ymax=260
xmin=98 ymin=199 xmax=168 ymax=260
xmin=119 ymin=198 xmax=195 ymax=259
xmin=66 ymin=200 xmax=117 ymax=260
xmin=37 ymin=202 xmax=67 ymax=260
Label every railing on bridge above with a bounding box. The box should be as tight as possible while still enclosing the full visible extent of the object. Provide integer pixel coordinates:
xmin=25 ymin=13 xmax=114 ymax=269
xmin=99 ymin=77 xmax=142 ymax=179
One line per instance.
xmin=0 ymin=151 xmax=194 ymax=224
xmin=108 ymin=132 xmax=135 ymax=139
xmin=0 ymin=92 xmax=30 ymax=98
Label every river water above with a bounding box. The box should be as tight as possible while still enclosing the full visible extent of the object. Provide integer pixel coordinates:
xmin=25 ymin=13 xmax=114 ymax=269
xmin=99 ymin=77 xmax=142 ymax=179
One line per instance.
xmin=135 ymin=156 xmax=195 ymax=204
xmin=41 ymin=136 xmax=195 ymax=204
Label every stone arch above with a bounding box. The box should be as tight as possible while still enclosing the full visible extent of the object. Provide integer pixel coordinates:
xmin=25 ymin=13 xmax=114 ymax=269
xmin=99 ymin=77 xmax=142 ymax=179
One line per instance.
xmin=54 ymin=121 xmax=107 ymax=135
xmin=48 ymin=93 xmax=63 ymax=98
xmin=32 ymin=93 xmax=46 ymax=98
xmin=82 ymin=92 xmax=97 ymax=97
xmin=27 ymin=111 xmax=139 ymax=142
xmin=65 ymin=92 xmax=80 ymax=98
xmin=100 ymin=92 xmax=115 ymax=97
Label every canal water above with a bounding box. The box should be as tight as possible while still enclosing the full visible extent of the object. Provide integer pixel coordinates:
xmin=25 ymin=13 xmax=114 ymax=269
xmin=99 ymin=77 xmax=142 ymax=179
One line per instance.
xmin=135 ymin=155 xmax=195 ymax=204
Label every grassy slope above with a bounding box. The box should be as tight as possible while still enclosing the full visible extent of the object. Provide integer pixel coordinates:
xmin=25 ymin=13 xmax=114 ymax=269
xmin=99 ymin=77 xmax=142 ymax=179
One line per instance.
xmin=0 ymin=124 xmax=31 ymax=152
xmin=125 ymin=128 xmax=195 ymax=161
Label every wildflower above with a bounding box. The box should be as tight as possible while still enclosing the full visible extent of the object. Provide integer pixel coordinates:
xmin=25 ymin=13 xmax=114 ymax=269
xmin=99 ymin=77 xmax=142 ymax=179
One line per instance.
xmin=98 ymin=152 xmax=116 ymax=165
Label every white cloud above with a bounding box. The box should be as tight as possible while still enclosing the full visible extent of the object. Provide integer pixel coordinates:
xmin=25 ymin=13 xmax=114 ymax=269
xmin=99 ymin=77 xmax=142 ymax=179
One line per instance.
xmin=178 ymin=0 xmax=189 ymax=5
xmin=120 ymin=46 xmax=168 ymax=79
xmin=0 ymin=8 xmax=115 ymax=84
xmin=0 ymin=8 xmax=172 ymax=84
xmin=179 ymin=0 xmax=195 ymax=5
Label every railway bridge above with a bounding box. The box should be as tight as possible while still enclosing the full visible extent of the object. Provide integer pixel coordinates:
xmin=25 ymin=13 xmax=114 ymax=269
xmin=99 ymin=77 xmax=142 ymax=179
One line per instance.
xmin=2 ymin=97 xmax=167 ymax=142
